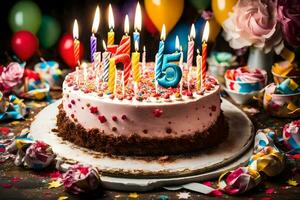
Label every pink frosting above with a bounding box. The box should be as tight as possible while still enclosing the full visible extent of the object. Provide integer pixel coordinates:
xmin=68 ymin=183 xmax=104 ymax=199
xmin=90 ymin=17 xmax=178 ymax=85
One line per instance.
xmin=226 ymin=67 xmax=267 ymax=83
xmin=0 ymin=62 xmax=24 ymax=93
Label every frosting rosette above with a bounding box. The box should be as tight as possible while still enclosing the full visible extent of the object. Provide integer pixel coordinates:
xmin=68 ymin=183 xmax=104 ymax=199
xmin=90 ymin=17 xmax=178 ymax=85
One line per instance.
xmin=283 ymin=120 xmax=300 ymax=150
xmin=61 ymin=164 xmax=100 ymax=194
xmin=277 ymin=0 xmax=300 ymax=47
xmin=0 ymin=62 xmax=25 ymax=93
xmin=23 ymin=141 xmax=55 ymax=170
xmin=223 ymin=0 xmax=283 ymax=54
xmin=225 ymin=67 xmax=267 ymax=93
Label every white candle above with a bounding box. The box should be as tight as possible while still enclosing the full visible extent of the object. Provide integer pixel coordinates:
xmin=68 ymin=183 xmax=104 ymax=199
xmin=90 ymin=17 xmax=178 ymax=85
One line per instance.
xmin=142 ymin=46 xmax=146 ymax=72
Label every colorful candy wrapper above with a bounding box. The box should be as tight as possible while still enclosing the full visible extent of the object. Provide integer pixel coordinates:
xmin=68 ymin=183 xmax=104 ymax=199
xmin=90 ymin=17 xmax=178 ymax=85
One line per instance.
xmin=23 ymin=140 xmax=55 ymax=170
xmin=283 ymin=120 xmax=300 ymax=151
xmin=61 ymin=164 xmax=100 ymax=194
xmin=14 ymin=78 xmax=51 ymax=101
xmin=34 ymin=61 xmax=62 ymax=89
xmin=0 ymin=92 xmax=27 ymax=121
xmin=276 ymin=78 xmax=300 ymax=94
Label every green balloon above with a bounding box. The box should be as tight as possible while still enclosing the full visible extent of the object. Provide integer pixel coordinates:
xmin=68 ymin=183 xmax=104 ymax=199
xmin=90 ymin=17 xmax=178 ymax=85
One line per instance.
xmin=9 ymin=1 xmax=42 ymax=34
xmin=188 ymin=0 xmax=211 ymax=11
xmin=38 ymin=16 xmax=61 ymax=49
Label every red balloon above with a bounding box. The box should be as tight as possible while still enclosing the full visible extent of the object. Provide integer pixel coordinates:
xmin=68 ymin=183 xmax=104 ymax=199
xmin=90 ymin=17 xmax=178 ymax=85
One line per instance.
xmin=58 ymin=34 xmax=84 ymax=68
xmin=11 ymin=31 xmax=38 ymax=61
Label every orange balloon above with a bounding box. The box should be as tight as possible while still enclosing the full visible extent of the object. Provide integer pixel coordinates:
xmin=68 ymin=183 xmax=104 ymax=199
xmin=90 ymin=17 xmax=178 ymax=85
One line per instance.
xmin=208 ymin=17 xmax=221 ymax=42
xmin=144 ymin=0 xmax=184 ymax=34
xmin=212 ymin=0 xmax=237 ymax=25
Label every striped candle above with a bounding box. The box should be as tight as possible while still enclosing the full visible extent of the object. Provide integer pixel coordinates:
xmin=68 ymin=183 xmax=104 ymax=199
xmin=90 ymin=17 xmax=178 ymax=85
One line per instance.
xmin=133 ymin=2 xmax=141 ymax=46
xmin=116 ymin=35 xmax=131 ymax=55
xmin=116 ymin=54 xmax=131 ymax=86
xmin=196 ymin=50 xmax=202 ymax=91
xmin=102 ymin=52 xmax=110 ymax=82
xmin=131 ymin=45 xmax=141 ymax=82
xmin=201 ymin=21 xmax=210 ymax=88
xmin=155 ymin=25 xmax=166 ymax=80
xmin=108 ymin=58 xmax=116 ymax=93
xmin=91 ymin=6 xmax=100 ymax=62
xmin=90 ymin=34 xmax=97 ymax=62
xmin=93 ymin=52 xmax=101 ymax=70
xmin=187 ymin=24 xmax=195 ymax=70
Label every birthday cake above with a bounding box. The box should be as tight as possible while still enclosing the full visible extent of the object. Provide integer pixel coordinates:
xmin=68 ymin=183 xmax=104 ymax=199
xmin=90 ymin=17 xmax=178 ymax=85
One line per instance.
xmin=56 ymin=63 xmax=228 ymax=156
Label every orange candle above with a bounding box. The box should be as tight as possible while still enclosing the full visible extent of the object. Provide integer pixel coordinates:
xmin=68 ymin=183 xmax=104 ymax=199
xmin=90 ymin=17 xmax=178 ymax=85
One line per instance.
xmin=201 ymin=21 xmax=209 ymax=87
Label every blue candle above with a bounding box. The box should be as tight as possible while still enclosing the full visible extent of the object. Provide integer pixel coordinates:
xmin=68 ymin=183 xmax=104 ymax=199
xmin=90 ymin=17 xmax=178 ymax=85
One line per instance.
xmin=133 ymin=2 xmax=142 ymax=46
xmin=155 ymin=25 xmax=166 ymax=80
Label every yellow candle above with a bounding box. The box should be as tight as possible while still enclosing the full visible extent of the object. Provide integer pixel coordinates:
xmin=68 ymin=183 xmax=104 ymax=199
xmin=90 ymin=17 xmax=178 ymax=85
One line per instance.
xmin=108 ymin=58 xmax=116 ymax=93
xmin=107 ymin=4 xmax=115 ymax=45
xmin=132 ymin=41 xmax=140 ymax=83
xmin=196 ymin=49 xmax=202 ymax=91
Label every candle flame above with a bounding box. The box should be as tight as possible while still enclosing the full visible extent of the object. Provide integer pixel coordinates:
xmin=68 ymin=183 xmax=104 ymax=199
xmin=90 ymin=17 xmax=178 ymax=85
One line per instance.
xmin=73 ymin=19 xmax=79 ymax=39
xmin=190 ymin=24 xmax=196 ymax=40
xmin=124 ymin=15 xmax=130 ymax=34
xmin=143 ymin=45 xmax=146 ymax=52
xmin=134 ymin=40 xmax=139 ymax=52
xmin=197 ymin=49 xmax=200 ymax=54
xmin=108 ymin=4 xmax=114 ymax=30
xmin=92 ymin=6 xmax=100 ymax=33
xmin=134 ymin=2 xmax=142 ymax=31
xmin=161 ymin=24 xmax=166 ymax=41
xmin=102 ymin=40 xmax=107 ymax=51
xmin=175 ymin=35 xmax=180 ymax=51
xmin=202 ymin=21 xmax=210 ymax=42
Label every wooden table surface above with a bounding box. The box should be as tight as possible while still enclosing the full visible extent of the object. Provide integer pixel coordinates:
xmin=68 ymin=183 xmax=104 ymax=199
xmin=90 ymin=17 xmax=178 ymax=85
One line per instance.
xmin=1 ymin=91 xmax=300 ymax=200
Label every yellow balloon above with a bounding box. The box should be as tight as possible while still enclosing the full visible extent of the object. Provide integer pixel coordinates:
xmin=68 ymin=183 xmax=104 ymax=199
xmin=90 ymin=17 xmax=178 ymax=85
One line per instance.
xmin=212 ymin=0 xmax=237 ymax=25
xmin=144 ymin=0 xmax=184 ymax=34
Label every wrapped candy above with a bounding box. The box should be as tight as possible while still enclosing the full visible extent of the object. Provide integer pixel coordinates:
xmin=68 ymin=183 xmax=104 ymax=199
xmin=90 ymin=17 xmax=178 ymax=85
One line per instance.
xmin=0 ymin=92 xmax=27 ymax=121
xmin=283 ymin=120 xmax=300 ymax=150
xmin=34 ymin=61 xmax=62 ymax=89
xmin=276 ymin=78 xmax=300 ymax=95
xmin=23 ymin=141 xmax=56 ymax=170
xmin=61 ymin=164 xmax=100 ymax=194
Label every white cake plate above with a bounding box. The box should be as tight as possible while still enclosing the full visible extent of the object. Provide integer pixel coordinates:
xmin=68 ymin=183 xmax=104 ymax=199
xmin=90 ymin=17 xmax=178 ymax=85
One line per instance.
xmin=31 ymin=98 xmax=254 ymax=191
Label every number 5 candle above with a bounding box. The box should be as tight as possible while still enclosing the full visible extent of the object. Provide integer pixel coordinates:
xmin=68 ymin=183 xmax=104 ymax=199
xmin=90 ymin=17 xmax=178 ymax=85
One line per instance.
xmin=90 ymin=6 xmax=100 ymax=62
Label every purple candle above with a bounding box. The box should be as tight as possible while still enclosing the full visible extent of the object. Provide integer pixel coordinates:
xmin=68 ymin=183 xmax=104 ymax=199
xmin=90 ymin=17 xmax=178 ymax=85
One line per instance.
xmin=91 ymin=6 xmax=100 ymax=62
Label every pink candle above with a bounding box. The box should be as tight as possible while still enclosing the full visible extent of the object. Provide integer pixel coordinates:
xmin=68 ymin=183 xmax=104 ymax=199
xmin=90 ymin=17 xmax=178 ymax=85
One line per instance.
xmin=187 ymin=24 xmax=195 ymax=70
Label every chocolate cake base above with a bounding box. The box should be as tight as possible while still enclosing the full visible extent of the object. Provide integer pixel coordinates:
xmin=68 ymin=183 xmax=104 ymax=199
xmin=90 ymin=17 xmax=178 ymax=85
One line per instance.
xmin=56 ymin=104 xmax=229 ymax=156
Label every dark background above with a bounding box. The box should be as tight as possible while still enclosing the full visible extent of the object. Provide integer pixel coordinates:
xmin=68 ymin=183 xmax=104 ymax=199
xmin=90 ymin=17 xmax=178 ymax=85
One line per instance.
xmin=0 ymin=0 xmax=207 ymax=66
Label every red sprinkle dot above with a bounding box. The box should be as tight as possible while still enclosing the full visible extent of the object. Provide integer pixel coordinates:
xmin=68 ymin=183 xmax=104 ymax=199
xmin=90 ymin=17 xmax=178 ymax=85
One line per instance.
xmin=68 ymin=104 xmax=72 ymax=109
xmin=153 ymin=109 xmax=163 ymax=118
xmin=166 ymin=128 xmax=172 ymax=134
xmin=98 ymin=115 xmax=107 ymax=123
xmin=71 ymin=114 xmax=75 ymax=118
xmin=71 ymin=100 xmax=76 ymax=105
xmin=89 ymin=106 xmax=98 ymax=114
xmin=112 ymin=116 xmax=118 ymax=121
xmin=121 ymin=115 xmax=127 ymax=120
xmin=211 ymin=105 xmax=217 ymax=112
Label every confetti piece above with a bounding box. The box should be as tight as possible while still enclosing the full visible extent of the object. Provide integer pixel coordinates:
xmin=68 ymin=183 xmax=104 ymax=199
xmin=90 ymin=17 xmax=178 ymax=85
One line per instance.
xmin=0 ymin=127 xmax=10 ymax=135
xmin=128 ymin=192 xmax=139 ymax=198
xmin=49 ymin=171 xmax=62 ymax=179
xmin=265 ymin=188 xmax=275 ymax=195
xmin=11 ymin=121 xmax=20 ymax=125
xmin=0 ymin=183 xmax=13 ymax=189
xmin=209 ymin=189 xmax=223 ymax=197
xmin=177 ymin=192 xmax=191 ymax=199
xmin=159 ymin=194 xmax=169 ymax=200
xmin=202 ymin=181 xmax=212 ymax=187
xmin=11 ymin=177 xmax=21 ymax=183
xmin=57 ymin=196 xmax=68 ymax=200
xmin=48 ymin=180 xmax=63 ymax=189
xmin=287 ymin=179 xmax=299 ymax=186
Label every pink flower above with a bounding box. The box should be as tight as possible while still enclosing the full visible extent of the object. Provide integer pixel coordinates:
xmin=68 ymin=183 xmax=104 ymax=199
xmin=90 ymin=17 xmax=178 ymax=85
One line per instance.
xmin=223 ymin=0 xmax=283 ymax=53
xmin=0 ymin=62 xmax=24 ymax=93
xmin=277 ymin=0 xmax=300 ymax=47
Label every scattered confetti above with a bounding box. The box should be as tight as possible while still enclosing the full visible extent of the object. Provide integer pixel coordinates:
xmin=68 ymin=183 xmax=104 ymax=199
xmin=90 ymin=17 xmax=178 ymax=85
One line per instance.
xmin=49 ymin=171 xmax=62 ymax=179
xmin=57 ymin=196 xmax=68 ymax=200
xmin=0 ymin=127 xmax=10 ymax=135
xmin=128 ymin=192 xmax=139 ymax=198
xmin=48 ymin=180 xmax=63 ymax=189
xmin=202 ymin=181 xmax=212 ymax=187
xmin=159 ymin=194 xmax=169 ymax=200
xmin=287 ymin=179 xmax=299 ymax=186
xmin=0 ymin=183 xmax=13 ymax=189
xmin=176 ymin=192 xmax=191 ymax=199
xmin=10 ymin=177 xmax=21 ymax=183
xmin=11 ymin=121 xmax=20 ymax=125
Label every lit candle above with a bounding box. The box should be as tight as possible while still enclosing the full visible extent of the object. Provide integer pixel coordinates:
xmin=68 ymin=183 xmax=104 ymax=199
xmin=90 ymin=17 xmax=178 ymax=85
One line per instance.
xmin=201 ymin=21 xmax=209 ymax=87
xmin=175 ymin=35 xmax=180 ymax=52
xmin=73 ymin=19 xmax=80 ymax=66
xmin=107 ymin=4 xmax=115 ymax=45
xmin=116 ymin=15 xmax=131 ymax=55
xmin=196 ymin=49 xmax=202 ymax=91
xmin=179 ymin=46 xmax=184 ymax=95
xmin=142 ymin=46 xmax=146 ymax=72
xmin=102 ymin=40 xmax=111 ymax=82
xmin=132 ymin=41 xmax=141 ymax=83
xmin=91 ymin=6 xmax=100 ymax=62
xmin=133 ymin=2 xmax=142 ymax=46
xmin=155 ymin=24 xmax=166 ymax=81
xmin=187 ymin=24 xmax=195 ymax=70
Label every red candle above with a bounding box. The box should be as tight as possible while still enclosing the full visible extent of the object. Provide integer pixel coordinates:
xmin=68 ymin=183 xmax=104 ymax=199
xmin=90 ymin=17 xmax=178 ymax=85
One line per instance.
xmin=115 ymin=54 xmax=131 ymax=86
xmin=201 ymin=21 xmax=209 ymax=87
xmin=116 ymin=15 xmax=131 ymax=55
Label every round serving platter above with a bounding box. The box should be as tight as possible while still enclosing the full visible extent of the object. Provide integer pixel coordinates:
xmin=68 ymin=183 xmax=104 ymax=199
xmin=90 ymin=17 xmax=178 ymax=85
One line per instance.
xmin=31 ymin=98 xmax=254 ymax=191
